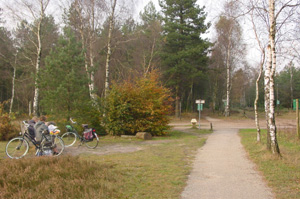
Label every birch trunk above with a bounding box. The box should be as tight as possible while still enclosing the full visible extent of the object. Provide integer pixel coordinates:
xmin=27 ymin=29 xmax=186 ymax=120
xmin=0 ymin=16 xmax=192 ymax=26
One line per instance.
xmin=224 ymin=27 xmax=233 ymax=117
xmin=90 ymin=0 xmax=97 ymax=103
xmin=33 ymin=19 xmax=43 ymax=116
xmin=254 ymin=54 xmax=264 ymax=142
xmin=9 ymin=55 xmax=17 ymax=115
xmin=104 ymin=0 xmax=117 ymax=98
xmin=268 ymin=0 xmax=280 ymax=155
xmin=251 ymin=11 xmax=265 ymax=142
xmin=265 ymin=44 xmax=271 ymax=150
xmin=75 ymin=0 xmax=98 ymax=105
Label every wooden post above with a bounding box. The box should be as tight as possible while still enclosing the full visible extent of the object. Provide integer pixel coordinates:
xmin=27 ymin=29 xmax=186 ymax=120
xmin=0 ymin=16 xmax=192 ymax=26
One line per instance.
xmin=297 ymin=99 xmax=299 ymax=139
xmin=29 ymin=101 xmax=32 ymax=116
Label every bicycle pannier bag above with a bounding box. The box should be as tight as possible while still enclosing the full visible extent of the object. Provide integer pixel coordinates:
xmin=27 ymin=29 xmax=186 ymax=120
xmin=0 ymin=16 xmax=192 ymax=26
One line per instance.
xmin=84 ymin=129 xmax=94 ymax=141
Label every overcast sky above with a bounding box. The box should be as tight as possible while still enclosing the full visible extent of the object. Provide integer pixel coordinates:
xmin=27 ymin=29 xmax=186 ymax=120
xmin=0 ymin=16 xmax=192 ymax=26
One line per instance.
xmin=0 ymin=0 xmax=279 ymax=68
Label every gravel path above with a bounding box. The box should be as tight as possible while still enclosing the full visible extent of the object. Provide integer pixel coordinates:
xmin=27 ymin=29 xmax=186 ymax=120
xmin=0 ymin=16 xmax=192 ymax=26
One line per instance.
xmin=180 ymin=118 xmax=274 ymax=199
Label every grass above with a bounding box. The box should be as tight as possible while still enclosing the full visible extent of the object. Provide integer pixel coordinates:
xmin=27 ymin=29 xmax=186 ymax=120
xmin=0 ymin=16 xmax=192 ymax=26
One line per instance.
xmin=0 ymin=129 xmax=210 ymax=199
xmin=239 ymin=128 xmax=300 ymax=199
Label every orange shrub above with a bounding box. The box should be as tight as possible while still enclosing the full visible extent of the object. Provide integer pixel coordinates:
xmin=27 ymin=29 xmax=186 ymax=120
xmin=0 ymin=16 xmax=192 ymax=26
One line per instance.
xmin=0 ymin=102 xmax=18 ymax=141
xmin=105 ymin=73 xmax=173 ymax=136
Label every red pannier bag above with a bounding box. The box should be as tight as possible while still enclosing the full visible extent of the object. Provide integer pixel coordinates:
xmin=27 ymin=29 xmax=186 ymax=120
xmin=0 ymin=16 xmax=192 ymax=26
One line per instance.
xmin=84 ymin=129 xmax=94 ymax=141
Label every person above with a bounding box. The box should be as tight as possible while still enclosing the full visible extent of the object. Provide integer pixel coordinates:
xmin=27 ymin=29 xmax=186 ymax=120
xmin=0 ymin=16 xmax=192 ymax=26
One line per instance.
xmin=34 ymin=115 xmax=48 ymax=143
xmin=34 ymin=116 xmax=59 ymax=156
xmin=28 ymin=116 xmax=38 ymax=139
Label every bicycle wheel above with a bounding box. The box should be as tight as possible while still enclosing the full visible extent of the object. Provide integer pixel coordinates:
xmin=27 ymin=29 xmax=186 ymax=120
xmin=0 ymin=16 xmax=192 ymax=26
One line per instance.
xmin=6 ymin=137 xmax=29 ymax=159
xmin=85 ymin=133 xmax=99 ymax=149
xmin=61 ymin=132 xmax=77 ymax=147
xmin=51 ymin=135 xmax=65 ymax=157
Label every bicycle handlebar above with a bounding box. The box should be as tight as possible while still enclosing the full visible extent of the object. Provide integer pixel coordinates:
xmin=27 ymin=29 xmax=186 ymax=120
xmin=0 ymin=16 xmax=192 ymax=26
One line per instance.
xmin=22 ymin=120 xmax=29 ymax=128
xmin=70 ymin=118 xmax=77 ymax=124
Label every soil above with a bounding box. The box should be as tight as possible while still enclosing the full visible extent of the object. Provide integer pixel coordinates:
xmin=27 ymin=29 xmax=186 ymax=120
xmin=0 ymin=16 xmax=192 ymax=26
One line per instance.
xmin=64 ymin=116 xmax=296 ymax=157
xmin=63 ymin=139 xmax=173 ymax=156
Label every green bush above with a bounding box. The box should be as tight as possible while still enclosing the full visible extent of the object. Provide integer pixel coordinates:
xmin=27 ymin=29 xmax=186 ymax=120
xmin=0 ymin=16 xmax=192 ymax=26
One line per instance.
xmin=105 ymin=73 xmax=173 ymax=136
xmin=0 ymin=102 xmax=18 ymax=141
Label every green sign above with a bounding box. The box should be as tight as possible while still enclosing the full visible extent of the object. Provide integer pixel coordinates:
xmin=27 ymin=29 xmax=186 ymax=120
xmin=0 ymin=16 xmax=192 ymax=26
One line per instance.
xmin=197 ymin=104 xmax=203 ymax=111
xmin=293 ymin=99 xmax=300 ymax=110
xmin=277 ymin=100 xmax=280 ymax=105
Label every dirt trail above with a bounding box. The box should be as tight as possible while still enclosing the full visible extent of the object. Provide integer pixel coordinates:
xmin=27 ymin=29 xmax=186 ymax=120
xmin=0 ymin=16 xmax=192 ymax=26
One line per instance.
xmin=180 ymin=117 xmax=275 ymax=199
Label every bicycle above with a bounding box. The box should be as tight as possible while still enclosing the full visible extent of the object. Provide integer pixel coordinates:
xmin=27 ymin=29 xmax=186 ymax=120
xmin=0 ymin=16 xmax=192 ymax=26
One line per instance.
xmin=5 ymin=121 xmax=65 ymax=159
xmin=61 ymin=118 xmax=99 ymax=149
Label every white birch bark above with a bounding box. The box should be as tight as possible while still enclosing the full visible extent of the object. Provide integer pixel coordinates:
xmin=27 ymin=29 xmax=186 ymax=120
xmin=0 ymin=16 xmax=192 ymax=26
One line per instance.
xmin=224 ymin=26 xmax=233 ymax=117
xmin=89 ymin=1 xmax=97 ymax=104
xmin=33 ymin=2 xmax=45 ymax=116
xmin=75 ymin=0 xmax=98 ymax=105
xmin=265 ymin=44 xmax=271 ymax=150
xmin=268 ymin=0 xmax=280 ymax=155
xmin=9 ymin=54 xmax=17 ymax=116
xmin=254 ymin=55 xmax=264 ymax=142
xmin=250 ymin=11 xmax=265 ymax=142
xmin=104 ymin=0 xmax=117 ymax=98
xmin=7 ymin=0 xmax=52 ymax=116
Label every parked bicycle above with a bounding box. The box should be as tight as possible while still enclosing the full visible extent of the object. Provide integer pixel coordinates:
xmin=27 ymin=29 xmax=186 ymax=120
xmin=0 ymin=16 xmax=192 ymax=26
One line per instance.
xmin=6 ymin=121 xmax=65 ymax=159
xmin=61 ymin=118 xmax=99 ymax=148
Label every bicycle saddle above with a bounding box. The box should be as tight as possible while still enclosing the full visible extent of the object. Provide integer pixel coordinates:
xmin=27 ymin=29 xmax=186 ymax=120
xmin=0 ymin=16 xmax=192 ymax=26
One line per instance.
xmin=82 ymin=124 xmax=89 ymax=128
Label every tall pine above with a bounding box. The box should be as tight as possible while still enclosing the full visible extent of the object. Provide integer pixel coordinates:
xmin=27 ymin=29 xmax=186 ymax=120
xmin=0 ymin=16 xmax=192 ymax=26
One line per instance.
xmin=159 ymin=0 xmax=210 ymax=116
xmin=40 ymin=28 xmax=90 ymax=120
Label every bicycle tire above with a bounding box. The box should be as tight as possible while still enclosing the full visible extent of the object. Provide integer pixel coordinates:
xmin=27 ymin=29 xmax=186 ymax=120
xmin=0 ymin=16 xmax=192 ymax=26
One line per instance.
xmin=51 ymin=135 xmax=65 ymax=156
xmin=6 ymin=137 xmax=29 ymax=159
xmin=85 ymin=133 xmax=99 ymax=149
xmin=61 ymin=132 xmax=77 ymax=147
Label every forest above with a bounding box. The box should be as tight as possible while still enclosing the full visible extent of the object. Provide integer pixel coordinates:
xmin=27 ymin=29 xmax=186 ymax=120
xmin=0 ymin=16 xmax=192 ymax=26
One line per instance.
xmin=1 ymin=0 xmax=300 ymax=154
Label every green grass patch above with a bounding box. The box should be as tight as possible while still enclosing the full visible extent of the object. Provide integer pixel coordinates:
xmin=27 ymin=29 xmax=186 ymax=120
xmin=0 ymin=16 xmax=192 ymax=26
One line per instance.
xmin=240 ymin=129 xmax=300 ymax=199
xmin=0 ymin=130 xmax=208 ymax=198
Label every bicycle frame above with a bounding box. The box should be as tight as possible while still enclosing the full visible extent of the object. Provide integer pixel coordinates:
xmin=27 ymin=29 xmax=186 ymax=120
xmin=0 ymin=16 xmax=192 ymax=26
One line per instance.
xmin=62 ymin=118 xmax=99 ymax=148
xmin=66 ymin=123 xmax=91 ymax=143
xmin=21 ymin=122 xmax=59 ymax=155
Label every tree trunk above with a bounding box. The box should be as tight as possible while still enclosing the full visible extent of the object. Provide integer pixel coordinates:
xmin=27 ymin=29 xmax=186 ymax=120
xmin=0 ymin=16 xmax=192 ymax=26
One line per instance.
xmin=9 ymin=55 xmax=17 ymax=116
xmin=75 ymin=0 xmax=97 ymax=105
xmin=175 ymin=86 xmax=180 ymax=118
xmin=88 ymin=0 xmax=97 ymax=105
xmin=33 ymin=20 xmax=43 ymax=116
xmin=104 ymin=0 xmax=117 ymax=98
xmin=268 ymin=0 xmax=280 ymax=155
xmin=255 ymin=53 xmax=264 ymax=142
xmin=225 ymin=28 xmax=233 ymax=117
xmin=265 ymin=45 xmax=271 ymax=150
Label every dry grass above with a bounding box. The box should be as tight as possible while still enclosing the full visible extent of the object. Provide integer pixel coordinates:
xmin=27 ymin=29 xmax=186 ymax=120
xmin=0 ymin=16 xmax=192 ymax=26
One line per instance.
xmin=240 ymin=128 xmax=300 ymax=199
xmin=0 ymin=156 xmax=121 ymax=199
xmin=0 ymin=130 xmax=209 ymax=199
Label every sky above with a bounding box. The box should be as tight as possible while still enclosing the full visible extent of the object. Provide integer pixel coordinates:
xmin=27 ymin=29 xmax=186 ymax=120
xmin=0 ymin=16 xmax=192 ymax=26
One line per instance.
xmin=0 ymin=0 xmax=261 ymax=67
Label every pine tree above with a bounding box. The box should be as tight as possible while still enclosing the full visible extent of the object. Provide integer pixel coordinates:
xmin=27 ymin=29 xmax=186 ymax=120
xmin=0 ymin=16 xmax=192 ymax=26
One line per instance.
xmin=159 ymin=0 xmax=210 ymax=117
xmin=40 ymin=28 xmax=90 ymax=120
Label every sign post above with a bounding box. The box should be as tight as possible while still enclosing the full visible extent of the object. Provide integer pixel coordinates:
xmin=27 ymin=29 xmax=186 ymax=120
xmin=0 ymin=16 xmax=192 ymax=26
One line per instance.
xmin=297 ymin=99 xmax=299 ymax=139
xmin=293 ymin=99 xmax=300 ymax=139
xmin=196 ymin=99 xmax=205 ymax=129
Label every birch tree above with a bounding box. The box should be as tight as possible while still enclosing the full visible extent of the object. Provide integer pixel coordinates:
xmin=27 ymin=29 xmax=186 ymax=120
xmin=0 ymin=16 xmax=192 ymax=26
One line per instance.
xmin=215 ymin=0 xmax=246 ymax=117
xmin=214 ymin=16 xmax=243 ymax=116
xmin=71 ymin=0 xmax=105 ymax=104
xmin=249 ymin=8 xmax=267 ymax=142
xmin=104 ymin=0 xmax=117 ymax=98
xmin=4 ymin=0 xmax=52 ymax=116
xmin=249 ymin=0 xmax=300 ymax=154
